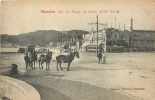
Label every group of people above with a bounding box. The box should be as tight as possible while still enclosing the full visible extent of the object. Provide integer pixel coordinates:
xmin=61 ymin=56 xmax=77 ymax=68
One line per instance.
xmin=24 ymin=48 xmax=52 ymax=71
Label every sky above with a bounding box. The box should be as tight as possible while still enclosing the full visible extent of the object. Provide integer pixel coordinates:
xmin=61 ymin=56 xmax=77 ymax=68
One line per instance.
xmin=0 ymin=0 xmax=155 ymax=35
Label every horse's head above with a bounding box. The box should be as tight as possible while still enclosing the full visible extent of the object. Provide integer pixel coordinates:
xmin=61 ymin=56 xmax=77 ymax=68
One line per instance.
xmin=74 ymin=51 xmax=80 ymax=58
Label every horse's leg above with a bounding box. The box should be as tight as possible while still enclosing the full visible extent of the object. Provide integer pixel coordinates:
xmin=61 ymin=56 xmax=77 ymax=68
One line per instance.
xmin=32 ymin=61 xmax=34 ymax=70
xmin=30 ymin=62 xmax=33 ymax=70
xmin=34 ymin=61 xmax=35 ymax=69
xmin=29 ymin=62 xmax=31 ymax=70
xmin=67 ymin=62 xmax=71 ymax=71
xmin=56 ymin=62 xmax=59 ymax=71
xmin=28 ymin=62 xmax=30 ymax=67
xmin=98 ymin=57 xmax=100 ymax=64
xmin=41 ymin=63 xmax=43 ymax=70
xmin=48 ymin=60 xmax=51 ymax=70
xmin=41 ymin=61 xmax=44 ymax=70
xmin=47 ymin=61 xmax=49 ymax=70
xmin=100 ymin=56 xmax=102 ymax=64
xmin=26 ymin=62 xmax=28 ymax=71
xmin=102 ymin=55 xmax=105 ymax=64
xmin=46 ymin=62 xmax=48 ymax=70
xmin=101 ymin=56 xmax=103 ymax=64
xmin=49 ymin=61 xmax=52 ymax=70
xmin=39 ymin=62 xmax=42 ymax=70
xmin=32 ymin=62 xmax=34 ymax=70
xmin=60 ymin=62 xmax=63 ymax=71
xmin=47 ymin=62 xmax=50 ymax=70
xmin=39 ymin=61 xmax=40 ymax=69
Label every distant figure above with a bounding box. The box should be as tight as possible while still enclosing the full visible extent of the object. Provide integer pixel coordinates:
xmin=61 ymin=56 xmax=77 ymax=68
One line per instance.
xmin=61 ymin=44 xmax=71 ymax=56
xmin=97 ymin=51 xmax=103 ymax=64
xmin=97 ymin=43 xmax=105 ymax=64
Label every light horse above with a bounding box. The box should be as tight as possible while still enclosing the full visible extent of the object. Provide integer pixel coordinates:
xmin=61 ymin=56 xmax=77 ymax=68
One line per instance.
xmin=56 ymin=51 xmax=79 ymax=71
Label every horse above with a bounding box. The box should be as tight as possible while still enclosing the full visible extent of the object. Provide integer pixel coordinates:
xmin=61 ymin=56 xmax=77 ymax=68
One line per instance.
xmin=38 ymin=54 xmax=46 ymax=70
xmin=56 ymin=51 xmax=79 ymax=71
xmin=24 ymin=51 xmax=37 ymax=70
xmin=24 ymin=53 xmax=33 ymax=70
xmin=38 ymin=52 xmax=52 ymax=70
xmin=24 ymin=54 xmax=30 ymax=70
xmin=32 ymin=51 xmax=38 ymax=69
xmin=45 ymin=52 xmax=52 ymax=70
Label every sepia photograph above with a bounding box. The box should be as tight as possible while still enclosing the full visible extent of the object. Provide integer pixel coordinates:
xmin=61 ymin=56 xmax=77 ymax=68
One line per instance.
xmin=0 ymin=0 xmax=155 ymax=100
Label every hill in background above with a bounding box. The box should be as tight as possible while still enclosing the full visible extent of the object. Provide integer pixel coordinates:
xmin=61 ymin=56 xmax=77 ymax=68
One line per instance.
xmin=0 ymin=30 xmax=89 ymax=47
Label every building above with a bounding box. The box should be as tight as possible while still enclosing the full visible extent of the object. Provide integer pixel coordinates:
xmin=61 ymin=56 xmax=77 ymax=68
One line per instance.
xmin=129 ymin=17 xmax=155 ymax=51
xmin=84 ymin=17 xmax=155 ymax=52
xmin=106 ymin=28 xmax=130 ymax=52
xmin=130 ymin=30 xmax=155 ymax=51
xmin=105 ymin=28 xmax=155 ymax=52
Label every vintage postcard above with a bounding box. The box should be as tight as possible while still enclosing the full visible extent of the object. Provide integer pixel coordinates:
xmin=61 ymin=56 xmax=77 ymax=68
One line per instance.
xmin=0 ymin=0 xmax=155 ymax=100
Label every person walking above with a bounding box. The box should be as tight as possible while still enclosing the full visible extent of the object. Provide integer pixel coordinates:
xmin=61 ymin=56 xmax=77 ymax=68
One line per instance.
xmin=97 ymin=43 xmax=106 ymax=64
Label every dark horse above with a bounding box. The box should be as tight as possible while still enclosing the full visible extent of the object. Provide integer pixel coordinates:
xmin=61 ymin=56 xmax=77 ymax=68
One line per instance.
xmin=32 ymin=51 xmax=38 ymax=69
xmin=45 ymin=52 xmax=52 ymax=70
xmin=56 ymin=51 xmax=79 ymax=71
xmin=38 ymin=54 xmax=46 ymax=70
xmin=24 ymin=53 xmax=33 ymax=70
xmin=38 ymin=52 xmax=52 ymax=70
xmin=24 ymin=51 xmax=37 ymax=70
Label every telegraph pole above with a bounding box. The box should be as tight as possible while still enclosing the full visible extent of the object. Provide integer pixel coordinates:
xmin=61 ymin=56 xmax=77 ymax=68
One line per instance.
xmin=88 ymin=15 xmax=107 ymax=53
xmin=96 ymin=15 xmax=99 ymax=53
xmin=88 ymin=15 xmax=107 ymax=63
xmin=114 ymin=16 xmax=117 ymax=29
